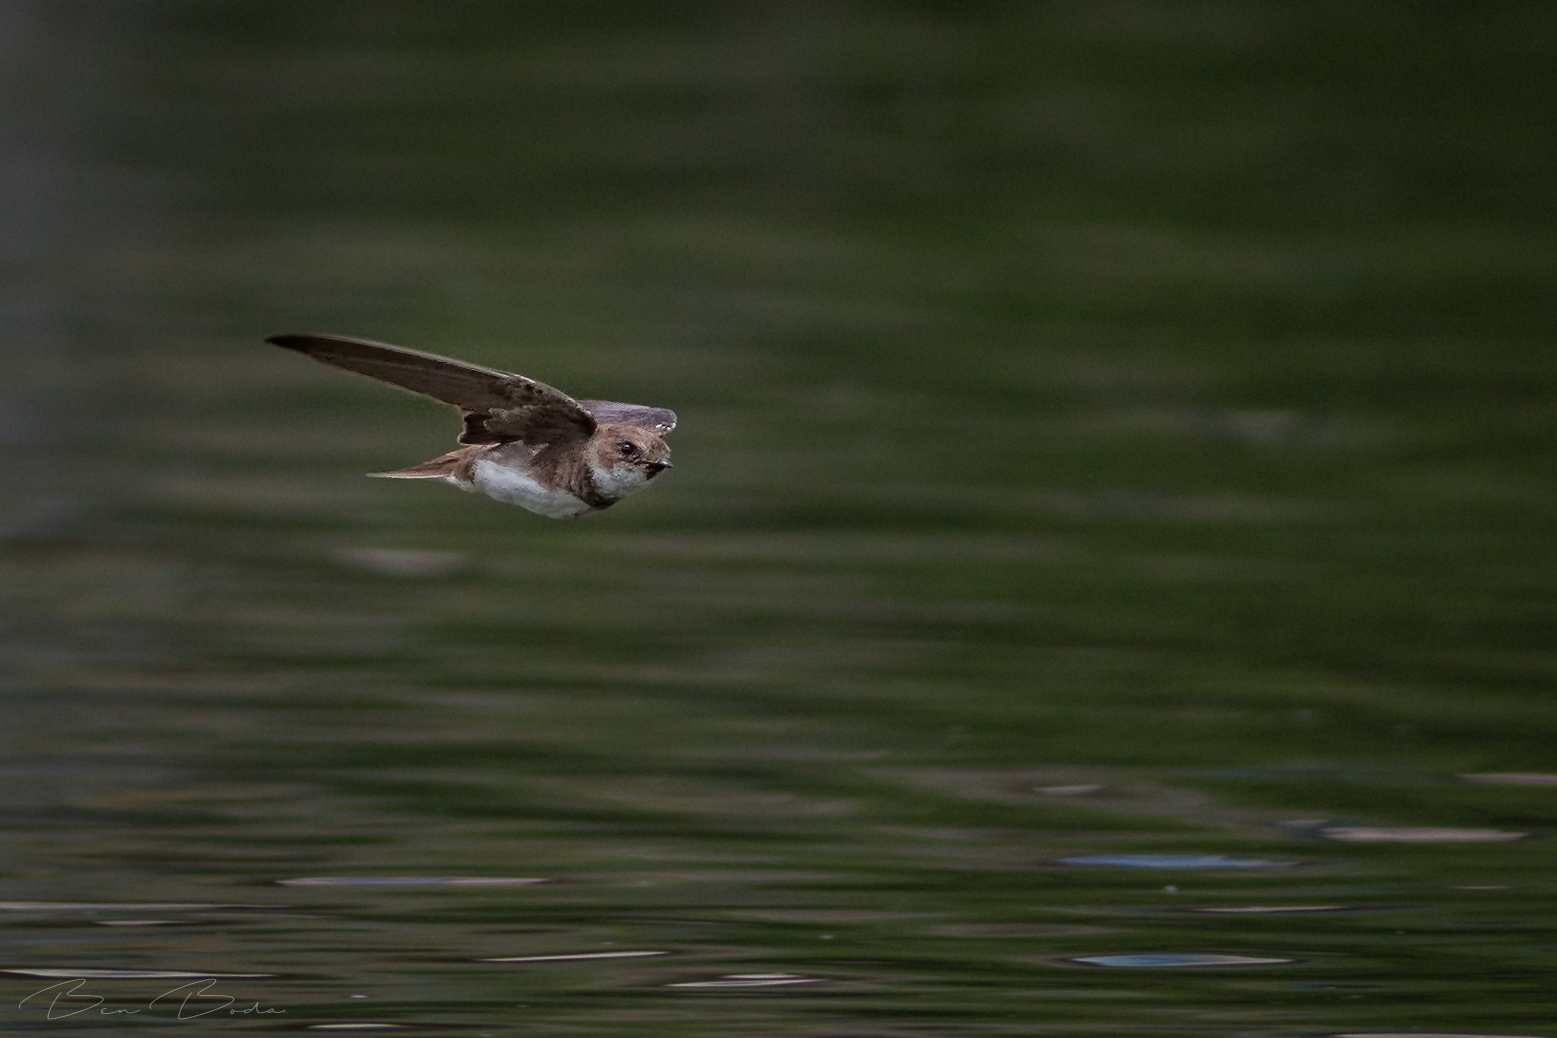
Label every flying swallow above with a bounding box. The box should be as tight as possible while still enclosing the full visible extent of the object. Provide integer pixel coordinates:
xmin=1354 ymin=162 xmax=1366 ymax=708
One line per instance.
xmin=269 ymin=333 xmax=675 ymax=518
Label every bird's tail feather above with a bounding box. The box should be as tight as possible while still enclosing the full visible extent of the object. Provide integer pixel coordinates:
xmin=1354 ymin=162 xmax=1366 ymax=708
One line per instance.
xmin=369 ymin=449 xmax=469 ymax=480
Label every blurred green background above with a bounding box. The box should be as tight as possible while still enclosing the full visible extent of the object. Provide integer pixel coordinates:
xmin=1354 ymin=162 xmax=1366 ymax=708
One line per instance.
xmin=1 ymin=3 xmax=1554 ymax=1035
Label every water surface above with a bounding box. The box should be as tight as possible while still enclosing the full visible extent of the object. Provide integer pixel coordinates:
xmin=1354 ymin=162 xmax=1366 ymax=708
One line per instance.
xmin=2 ymin=4 xmax=1555 ymax=1035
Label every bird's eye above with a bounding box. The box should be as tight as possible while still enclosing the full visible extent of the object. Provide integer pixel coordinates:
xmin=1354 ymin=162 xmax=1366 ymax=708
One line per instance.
xmin=618 ymin=441 xmax=635 ymax=456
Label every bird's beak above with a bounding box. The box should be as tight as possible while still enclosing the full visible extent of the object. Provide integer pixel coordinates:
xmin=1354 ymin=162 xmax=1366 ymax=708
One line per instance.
xmin=647 ymin=460 xmax=673 ymax=474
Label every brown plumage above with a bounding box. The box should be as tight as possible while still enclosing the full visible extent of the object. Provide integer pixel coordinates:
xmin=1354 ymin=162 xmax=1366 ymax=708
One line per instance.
xmin=269 ymin=333 xmax=676 ymax=519
xmin=370 ymin=447 xmax=478 ymax=481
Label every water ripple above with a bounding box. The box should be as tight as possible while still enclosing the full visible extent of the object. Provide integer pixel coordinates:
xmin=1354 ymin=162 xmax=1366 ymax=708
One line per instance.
xmin=1058 ymin=854 xmax=1292 ymax=868
xmin=1071 ymin=954 xmax=1295 ymax=968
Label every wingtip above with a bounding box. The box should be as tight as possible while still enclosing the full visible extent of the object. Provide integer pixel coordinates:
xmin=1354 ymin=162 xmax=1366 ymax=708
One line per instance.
xmin=267 ymin=333 xmax=314 ymax=351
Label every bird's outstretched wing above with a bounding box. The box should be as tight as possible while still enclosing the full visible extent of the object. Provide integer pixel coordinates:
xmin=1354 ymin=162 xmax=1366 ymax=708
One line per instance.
xmin=268 ymin=333 xmax=596 ymax=445
xmin=578 ymin=400 xmax=677 ymax=435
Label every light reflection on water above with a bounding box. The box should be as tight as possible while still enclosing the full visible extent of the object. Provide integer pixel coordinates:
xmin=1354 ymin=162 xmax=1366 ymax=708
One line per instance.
xmin=1069 ymin=953 xmax=1295 ymax=968
xmin=2 ymin=2 xmax=1555 ymax=1036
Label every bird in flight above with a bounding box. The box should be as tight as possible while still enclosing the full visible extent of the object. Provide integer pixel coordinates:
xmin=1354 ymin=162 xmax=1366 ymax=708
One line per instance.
xmin=269 ymin=333 xmax=675 ymax=519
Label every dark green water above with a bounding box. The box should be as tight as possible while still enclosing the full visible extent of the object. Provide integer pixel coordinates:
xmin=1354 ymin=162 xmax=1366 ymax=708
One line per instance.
xmin=2 ymin=3 xmax=1555 ymax=1035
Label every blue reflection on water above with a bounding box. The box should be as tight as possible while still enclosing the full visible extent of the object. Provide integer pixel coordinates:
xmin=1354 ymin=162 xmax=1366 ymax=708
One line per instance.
xmin=1072 ymin=953 xmax=1294 ymax=968
xmin=1058 ymin=854 xmax=1291 ymax=869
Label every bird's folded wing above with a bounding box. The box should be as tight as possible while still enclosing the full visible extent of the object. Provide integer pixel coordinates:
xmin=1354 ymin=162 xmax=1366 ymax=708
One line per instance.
xmin=579 ymin=400 xmax=677 ymax=434
xmin=268 ymin=333 xmax=595 ymax=445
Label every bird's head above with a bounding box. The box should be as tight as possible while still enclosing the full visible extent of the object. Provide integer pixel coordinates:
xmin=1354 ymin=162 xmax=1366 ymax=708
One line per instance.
xmin=588 ymin=425 xmax=673 ymax=499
